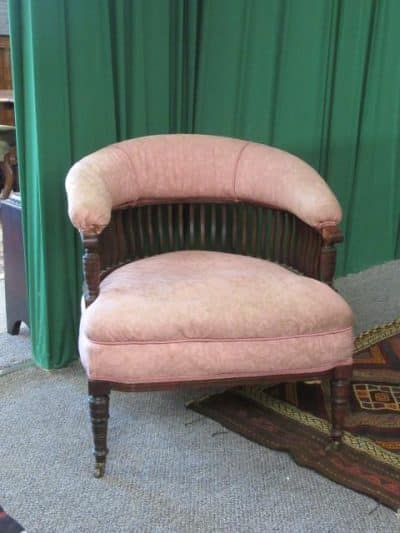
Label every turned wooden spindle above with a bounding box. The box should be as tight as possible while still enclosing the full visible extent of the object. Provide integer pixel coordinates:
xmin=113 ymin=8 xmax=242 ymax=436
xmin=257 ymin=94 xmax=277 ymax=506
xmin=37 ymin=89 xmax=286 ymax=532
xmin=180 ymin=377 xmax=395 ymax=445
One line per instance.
xmin=94 ymin=203 xmax=342 ymax=285
xmin=82 ymin=233 xmax=100 ymax=307
xmin=330 ymin=365 xmax=352 ymax=447
xmin=88 ymin=381 xmax=111 ymax=478
xmin=319 ymin=225 xmax=343 ymax=286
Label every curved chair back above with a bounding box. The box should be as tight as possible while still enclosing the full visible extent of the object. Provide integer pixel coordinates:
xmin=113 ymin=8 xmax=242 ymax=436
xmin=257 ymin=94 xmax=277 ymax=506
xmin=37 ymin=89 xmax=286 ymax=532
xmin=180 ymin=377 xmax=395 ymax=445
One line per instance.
xmin=66 ymin=135 xmax=344 ymax=304
xmin=66 ymin=134 xmax=341 ymax=235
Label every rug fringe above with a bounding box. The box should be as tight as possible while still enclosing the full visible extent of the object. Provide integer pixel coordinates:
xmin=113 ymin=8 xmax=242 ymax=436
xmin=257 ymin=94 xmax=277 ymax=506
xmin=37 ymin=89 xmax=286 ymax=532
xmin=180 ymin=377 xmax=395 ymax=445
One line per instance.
xmin=237 ymin=386 xmax=400 ymax=470
xmin=354 ymin=318 xmax=400 ymax=352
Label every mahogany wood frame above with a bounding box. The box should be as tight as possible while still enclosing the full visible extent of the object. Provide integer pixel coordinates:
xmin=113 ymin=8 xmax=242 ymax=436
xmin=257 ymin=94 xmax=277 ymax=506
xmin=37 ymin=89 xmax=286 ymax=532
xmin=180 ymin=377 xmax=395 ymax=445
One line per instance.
xmin=81 ymin=201 xmax=352 ymax=478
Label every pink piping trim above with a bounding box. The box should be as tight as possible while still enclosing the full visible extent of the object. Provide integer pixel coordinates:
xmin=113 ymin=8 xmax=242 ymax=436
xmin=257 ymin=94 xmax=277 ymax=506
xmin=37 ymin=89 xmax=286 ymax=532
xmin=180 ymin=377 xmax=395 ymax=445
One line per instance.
xmin=85 ymin=358 xmax=353 ymax=384
xmin=233 ymin=142 xmax=251 ymax=197
xmin=113 ymin=143 xmax=136 ymax=177
xmin=85 ymin=326 xmax=353 ymax=346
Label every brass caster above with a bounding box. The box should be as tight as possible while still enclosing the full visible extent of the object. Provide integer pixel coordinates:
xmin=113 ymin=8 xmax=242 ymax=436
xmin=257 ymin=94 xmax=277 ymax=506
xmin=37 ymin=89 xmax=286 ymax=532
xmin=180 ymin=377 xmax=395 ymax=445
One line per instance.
xmin=325 ymin=440 xmax=341 ymax=452
xmin=94 ymin=463 xmax=105 ymax=478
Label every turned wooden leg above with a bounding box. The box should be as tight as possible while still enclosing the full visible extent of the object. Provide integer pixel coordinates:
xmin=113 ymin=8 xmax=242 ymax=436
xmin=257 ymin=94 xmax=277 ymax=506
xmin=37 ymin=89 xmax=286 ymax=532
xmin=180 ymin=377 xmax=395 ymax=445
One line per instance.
xmin=7 ymin=319 xmax=21 ymax=335
xmin=330 ymin=365 xmax=352 ymax=447
xmin=88 ymin=381 xmax=111 ymax=478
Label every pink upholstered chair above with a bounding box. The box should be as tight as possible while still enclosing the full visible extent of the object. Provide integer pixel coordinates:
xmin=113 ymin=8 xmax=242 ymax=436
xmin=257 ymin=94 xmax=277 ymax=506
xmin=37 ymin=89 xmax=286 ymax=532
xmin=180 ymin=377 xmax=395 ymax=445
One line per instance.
xmin=66 ymin=134 xmax=353 ymax=478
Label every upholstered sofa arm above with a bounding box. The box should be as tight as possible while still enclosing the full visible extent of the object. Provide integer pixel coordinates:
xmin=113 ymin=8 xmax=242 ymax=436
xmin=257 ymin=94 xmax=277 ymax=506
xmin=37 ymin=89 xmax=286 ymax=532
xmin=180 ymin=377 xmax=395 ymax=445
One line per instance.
xmin=66 ymin=134 xmax=342 ymax=236
xmin=66 ymin=154 xmax=116 ymax=235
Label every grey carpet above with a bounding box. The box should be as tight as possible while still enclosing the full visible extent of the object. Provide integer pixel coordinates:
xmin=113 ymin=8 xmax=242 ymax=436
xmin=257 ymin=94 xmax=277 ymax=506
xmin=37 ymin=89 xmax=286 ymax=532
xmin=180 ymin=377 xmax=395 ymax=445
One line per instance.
xmin=0 ymin=260 xmax=399 ymax=532
xmin=335 ymin=259 xmax=400 ymax=336
xmin=2 ymin=364 xmax=400 ymax=533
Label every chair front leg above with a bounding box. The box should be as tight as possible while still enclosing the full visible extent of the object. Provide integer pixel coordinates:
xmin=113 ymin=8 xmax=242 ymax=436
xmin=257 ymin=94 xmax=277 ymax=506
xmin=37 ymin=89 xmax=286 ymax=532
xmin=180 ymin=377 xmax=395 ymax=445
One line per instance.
xmin=330 ymin=365 xmax=352 ymax=447
xmin=88 ymin=381 xmax=111 ymax=478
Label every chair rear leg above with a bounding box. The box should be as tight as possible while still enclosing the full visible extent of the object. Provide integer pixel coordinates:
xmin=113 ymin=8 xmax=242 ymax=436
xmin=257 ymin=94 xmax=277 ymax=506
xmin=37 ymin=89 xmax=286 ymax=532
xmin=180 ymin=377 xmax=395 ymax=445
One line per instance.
xmin=88 ymin=381 xmax=111 ymax=478
xmin=330 ymin=365 xmax=352 ymax=447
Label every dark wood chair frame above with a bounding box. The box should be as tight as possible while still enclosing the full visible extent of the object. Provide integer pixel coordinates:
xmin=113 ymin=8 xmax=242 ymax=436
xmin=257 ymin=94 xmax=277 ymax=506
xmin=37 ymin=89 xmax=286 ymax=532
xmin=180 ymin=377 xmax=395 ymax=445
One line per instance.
xmin=81 ymin=200 xmax=353 ymax=478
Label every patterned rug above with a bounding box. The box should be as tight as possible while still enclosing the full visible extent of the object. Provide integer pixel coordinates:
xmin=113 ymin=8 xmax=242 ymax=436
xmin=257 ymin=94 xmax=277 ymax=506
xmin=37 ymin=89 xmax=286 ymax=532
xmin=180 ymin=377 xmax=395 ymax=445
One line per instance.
xmin=188 ymin=320 xmax=400 ymax=511
xmin=0 ymin=506 xmax=25 ymax=532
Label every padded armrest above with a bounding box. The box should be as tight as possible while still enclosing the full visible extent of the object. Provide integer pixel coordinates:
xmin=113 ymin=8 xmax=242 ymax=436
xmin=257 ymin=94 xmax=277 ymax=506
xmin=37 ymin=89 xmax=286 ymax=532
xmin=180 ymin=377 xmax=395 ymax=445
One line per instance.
xmin=66 ymin=134 xmax=342 ymax=235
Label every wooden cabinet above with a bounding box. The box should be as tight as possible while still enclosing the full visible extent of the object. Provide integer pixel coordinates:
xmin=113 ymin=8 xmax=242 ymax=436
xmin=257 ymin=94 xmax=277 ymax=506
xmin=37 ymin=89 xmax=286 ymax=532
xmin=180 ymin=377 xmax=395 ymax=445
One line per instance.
xmin=1 ymin=193 xmax=28 ymax=334
xmin=0 ymin=35 xmax=13 ymax=125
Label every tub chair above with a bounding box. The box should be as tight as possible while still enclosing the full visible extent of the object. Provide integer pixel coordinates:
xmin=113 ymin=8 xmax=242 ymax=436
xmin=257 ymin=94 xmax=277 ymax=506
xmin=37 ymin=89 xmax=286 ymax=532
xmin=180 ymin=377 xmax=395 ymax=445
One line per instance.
xmin=66 ymin=134 xmax=353 ymax=478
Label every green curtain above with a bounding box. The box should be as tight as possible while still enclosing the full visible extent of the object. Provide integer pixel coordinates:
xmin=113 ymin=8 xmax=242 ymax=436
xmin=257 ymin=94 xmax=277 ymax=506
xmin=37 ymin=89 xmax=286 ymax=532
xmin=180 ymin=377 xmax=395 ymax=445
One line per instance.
xmin=8 ymin=0 xmax=400 ymax=369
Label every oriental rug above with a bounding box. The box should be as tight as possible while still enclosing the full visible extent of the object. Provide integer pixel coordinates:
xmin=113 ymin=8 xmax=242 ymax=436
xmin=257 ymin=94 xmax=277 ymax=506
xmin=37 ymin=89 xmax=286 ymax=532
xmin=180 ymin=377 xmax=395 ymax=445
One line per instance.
xmin=188 ymin=320 xmax=400 ymax=511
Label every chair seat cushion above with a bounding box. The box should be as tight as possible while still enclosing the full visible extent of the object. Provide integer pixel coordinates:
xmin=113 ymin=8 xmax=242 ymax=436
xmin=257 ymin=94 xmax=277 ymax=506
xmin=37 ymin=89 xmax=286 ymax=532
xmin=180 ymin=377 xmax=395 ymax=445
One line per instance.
xmin=80 ymin=251 xmax=353 ymax=384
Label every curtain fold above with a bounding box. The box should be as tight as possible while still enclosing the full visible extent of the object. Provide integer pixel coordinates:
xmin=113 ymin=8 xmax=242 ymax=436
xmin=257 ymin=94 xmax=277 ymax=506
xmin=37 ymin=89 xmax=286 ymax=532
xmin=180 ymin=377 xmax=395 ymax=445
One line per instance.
xmin=9 ymin=0 xmax=195 ymax=368
xmin=193 ymin=0 xmax=400 ymax=274
xmin=8 ymin=0 xmax=400 ymax=369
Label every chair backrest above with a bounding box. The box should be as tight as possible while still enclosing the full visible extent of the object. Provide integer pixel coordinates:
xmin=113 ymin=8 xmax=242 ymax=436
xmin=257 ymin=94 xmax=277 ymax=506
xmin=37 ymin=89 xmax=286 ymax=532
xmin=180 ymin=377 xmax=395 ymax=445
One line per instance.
xmin=66 ymin=134 xmax=341 ymax=235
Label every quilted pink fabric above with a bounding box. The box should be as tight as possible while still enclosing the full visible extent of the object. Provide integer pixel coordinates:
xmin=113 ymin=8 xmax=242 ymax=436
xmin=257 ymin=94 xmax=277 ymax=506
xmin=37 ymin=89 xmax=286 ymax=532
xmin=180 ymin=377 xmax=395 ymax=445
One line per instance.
xmin=66 ymin=134 xmax=342 ymax=235
xmin=79 ymin=251 xmax=353 ymax=384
